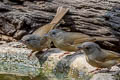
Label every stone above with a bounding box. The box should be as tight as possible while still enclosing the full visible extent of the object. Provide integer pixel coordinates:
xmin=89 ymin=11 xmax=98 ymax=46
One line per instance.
xmin=90 ymin=73 xmax=115 ymax=80
xmin=0 ymin=42 xmax=40 ymax=77
xmin=0 ymin=42 xmax=120 ymax=80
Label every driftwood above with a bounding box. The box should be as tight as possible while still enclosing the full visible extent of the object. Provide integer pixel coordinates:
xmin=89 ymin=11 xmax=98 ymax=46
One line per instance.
xmin=0 ymin=0 xmax=120 ymax=52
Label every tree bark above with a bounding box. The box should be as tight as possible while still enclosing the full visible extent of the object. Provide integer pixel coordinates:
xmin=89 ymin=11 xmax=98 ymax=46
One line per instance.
xmin=0 ymin=0 xmax=120 ymax=52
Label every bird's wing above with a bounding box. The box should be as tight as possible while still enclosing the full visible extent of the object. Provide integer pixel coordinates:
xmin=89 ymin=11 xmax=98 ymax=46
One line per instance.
xmin=64 ymin=32 xmax=96 ymax=45
xmin=103 ymin=50 xmax=120 ymax=60
xmin=50 ymin=7 xmax=69 ymax=25
xmin=93 ymin=50 xmax=120 ymax=63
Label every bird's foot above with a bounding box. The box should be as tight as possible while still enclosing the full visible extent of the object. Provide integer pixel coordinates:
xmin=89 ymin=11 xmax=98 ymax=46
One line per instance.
xmin=27 ymin=51 xmax=36 ymax=59
xmin=28 ymin=53 xmax=33 ymax=59
xmin=59 ymin=52 xmax=70 ymax=58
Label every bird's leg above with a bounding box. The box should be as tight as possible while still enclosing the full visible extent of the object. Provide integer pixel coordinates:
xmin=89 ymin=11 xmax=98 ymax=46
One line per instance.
xmin=28 ymin=51 xmax=35 ymax=59
xmin=43 ymin=43 xmax=51 ymax=52
xmin=59 ymin=51 xmax=70 ymax=58
xmin=89 ymin=68 xmax=102 ymax=73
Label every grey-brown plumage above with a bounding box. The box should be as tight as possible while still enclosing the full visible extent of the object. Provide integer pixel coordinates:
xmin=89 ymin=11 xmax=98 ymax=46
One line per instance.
xmin=21 ymin=34 xmax=50 ymax=51
xmin=47 ymin=29 xmax=96 ymax=52
xmin=77 ymin=42 xmax=120 ymax=69
xmin=21 ymin=7 xmax=69 ymax=58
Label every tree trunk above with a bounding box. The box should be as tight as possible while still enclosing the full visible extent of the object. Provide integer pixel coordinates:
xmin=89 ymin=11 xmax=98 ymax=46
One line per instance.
xmin=0 ymin=0 xmax=120 ymax=52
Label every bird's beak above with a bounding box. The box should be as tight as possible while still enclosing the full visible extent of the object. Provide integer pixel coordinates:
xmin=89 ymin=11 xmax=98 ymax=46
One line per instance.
xmin=77 ymin=45 xmax=83 ymax=50
xmin=18 ymin=40 xmax=22 ymax=43
xmin=18 ymin=40 xmax=24 ymax=43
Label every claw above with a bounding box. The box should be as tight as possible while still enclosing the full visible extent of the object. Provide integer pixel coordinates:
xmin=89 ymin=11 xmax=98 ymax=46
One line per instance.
xmin=28 ymin=53 xmax=33 ymax=59
xmin=27 ymin=51 xmax=35 ymax=59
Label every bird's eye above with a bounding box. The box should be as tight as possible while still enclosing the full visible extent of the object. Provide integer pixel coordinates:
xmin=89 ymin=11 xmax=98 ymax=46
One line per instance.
xmin=26 ymin=39 xmax=30 ymax=42
xmin=85 ymin=46 xmax=90 ymax=50
xmin=52 ymin=32 xmax=56 ymax=35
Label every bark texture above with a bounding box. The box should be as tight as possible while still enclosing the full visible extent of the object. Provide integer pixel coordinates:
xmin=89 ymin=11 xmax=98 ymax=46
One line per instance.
xmin=0 ymin=0 xmax=120 ymax=52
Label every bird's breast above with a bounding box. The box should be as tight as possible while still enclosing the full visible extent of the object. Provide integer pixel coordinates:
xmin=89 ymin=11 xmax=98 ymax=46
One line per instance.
xmin=86 ymin=55 xmax=103 ymax=68
xmin=53 ymin=40 xmax=77 ymax=51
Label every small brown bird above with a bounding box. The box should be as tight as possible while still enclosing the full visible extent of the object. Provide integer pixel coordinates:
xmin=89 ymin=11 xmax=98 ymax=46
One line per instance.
xmin=21 ymin=7 xmax=69 ymax=58
xmin=47 ymin=29 xmax=96 ymax=57
xmin=77 ymin=42 xmax=120 ymax=72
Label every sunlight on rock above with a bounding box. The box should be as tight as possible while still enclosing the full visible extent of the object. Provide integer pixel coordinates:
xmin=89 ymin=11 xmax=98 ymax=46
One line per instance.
xmin=0 ymin=45 xmax=40 ymax=77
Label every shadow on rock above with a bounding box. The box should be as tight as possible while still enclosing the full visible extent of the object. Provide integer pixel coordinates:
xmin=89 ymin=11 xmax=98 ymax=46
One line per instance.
xmin=36 ymin=48 xmax=62 ymax=66
xmin=53 ymin=52 xmax=82 ymax=79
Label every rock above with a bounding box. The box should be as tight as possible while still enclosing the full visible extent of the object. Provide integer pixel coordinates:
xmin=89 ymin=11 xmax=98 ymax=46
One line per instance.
xmin=36 ymin=46 xmax=120 ymax=80
xmin=0 ymin=42 xmax=40 ymax=77
xmin=36 ymin=47 xmax=119 ymax=79
xmin=0 ymin=42 xmax=120 ymax=80
xmin=90 ymin=73 xmax=115 ymax=80
xmin=13 ymin=30 xmax=27 ymax=40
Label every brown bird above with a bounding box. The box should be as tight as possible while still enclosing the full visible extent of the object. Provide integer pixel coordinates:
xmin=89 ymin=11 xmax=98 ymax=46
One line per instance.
xmin=47 ymin=29 xmax=96 ymax=57
xmin=21 ymin=7 xmax=69 ymax=58
xmin=47 ymin=29 xmax=118 ymax=58
xmin=77 ymin=42 xmax=120 ymax=73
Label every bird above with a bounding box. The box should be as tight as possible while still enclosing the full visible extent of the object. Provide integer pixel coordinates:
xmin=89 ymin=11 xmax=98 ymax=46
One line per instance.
xmin=46 ymin=29 xmax=96 ymax=58
xmin=20 ymin=7 xmax=69 ymax=58
xmin=77 ymin=42 xmax=120 ymax=73
xmin=47 ymin=29 xmax=119 ymax=58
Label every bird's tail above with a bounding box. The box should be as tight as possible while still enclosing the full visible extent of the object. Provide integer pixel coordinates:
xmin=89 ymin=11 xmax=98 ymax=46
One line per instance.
xmin=93 ymin=37 xmax=119 ymax=42
xmin=50 ymin=6 xmax=69 ymax=28
xmin=33 ymin=7 xmax=69 ymax=36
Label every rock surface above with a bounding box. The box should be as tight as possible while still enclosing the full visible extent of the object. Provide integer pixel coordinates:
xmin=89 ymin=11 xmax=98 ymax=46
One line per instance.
xmin=0 ymin=42 xmax=40 ymax=77
xmin=37 ymin=47 xmax=120 ymax=80
xmin=0 ymin=42 xmax=120 ymax=80
xmin=90 ymin=73 xmax=115 ymax=80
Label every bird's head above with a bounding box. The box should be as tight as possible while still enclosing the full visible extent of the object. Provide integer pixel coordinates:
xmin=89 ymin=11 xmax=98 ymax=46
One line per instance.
xmin=77 ymin=42 xmax=101 ymax=55
xmin=47 ymin=29 xmax=64 ymax=40
xmin=20 ymin=34 xmax=40 ymax=46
